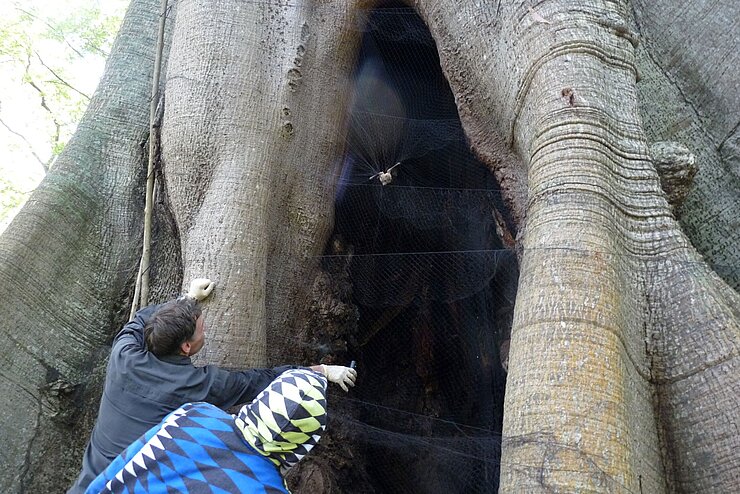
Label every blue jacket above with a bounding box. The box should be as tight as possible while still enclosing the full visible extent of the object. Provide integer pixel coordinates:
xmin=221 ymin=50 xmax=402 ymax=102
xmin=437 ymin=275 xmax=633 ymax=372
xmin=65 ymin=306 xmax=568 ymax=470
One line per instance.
xmin=85 ymin=402 xmax=288 ymax=494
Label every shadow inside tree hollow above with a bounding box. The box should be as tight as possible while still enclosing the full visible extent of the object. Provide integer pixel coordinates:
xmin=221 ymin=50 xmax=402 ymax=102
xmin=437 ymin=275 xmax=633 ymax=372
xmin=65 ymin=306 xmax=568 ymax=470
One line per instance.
xmin=327 ymin=2 xmax=519 ymax=492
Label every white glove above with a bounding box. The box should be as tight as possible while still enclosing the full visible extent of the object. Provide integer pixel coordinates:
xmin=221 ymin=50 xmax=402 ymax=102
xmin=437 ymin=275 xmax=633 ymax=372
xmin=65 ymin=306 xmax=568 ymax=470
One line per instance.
xmin=186 ymin=278 xmax=215 ymax=301
xmin=322 ymin=365 xmax=357 ymax=392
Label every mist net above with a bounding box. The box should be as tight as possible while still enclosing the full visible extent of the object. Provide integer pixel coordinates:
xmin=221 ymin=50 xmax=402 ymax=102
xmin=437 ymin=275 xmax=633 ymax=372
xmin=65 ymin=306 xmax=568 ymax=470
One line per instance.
xmin=322 ymin=4 xmax=516 ymax=493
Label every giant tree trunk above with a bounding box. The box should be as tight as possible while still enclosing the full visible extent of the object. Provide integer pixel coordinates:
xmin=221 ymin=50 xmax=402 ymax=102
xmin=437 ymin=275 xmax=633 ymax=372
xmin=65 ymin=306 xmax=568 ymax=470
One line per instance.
xmin=414 ymin=0 xmax=739 ymax=491
xmin=0 ymin=0 xmax=173 ymax=491
xmin=0 ymin=0 xmax=737 ymax=492
xmin=632 ymin=0 xmax=740 ymax=292
xmin=160 ymin=0 xmax=360 ymax=369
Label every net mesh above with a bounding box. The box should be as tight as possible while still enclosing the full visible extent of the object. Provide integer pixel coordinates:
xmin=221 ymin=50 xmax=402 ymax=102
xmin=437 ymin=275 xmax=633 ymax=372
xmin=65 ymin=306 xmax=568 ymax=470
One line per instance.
xmin=141 ymin=2 xmax=738 ymax=493
xmin=321 ymin=3 xmax=513 ymax=492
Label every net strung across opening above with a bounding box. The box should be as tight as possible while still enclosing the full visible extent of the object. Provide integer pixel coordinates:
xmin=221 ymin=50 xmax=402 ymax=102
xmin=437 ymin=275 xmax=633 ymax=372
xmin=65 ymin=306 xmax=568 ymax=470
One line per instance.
xmin=329 ymin=3 xmax=515 ymax=492
xmin=144 ymin=3 xmax=736 ymax=494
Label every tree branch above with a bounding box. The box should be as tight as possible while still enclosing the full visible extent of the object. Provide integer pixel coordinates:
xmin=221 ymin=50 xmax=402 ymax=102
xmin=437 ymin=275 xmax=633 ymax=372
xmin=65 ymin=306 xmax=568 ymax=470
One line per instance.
xmin=132 ymin=0 xmax=170 ymax=317
xmin=0 ymin=114 xmax=47 ymax=172
xmin=34 ymin=52 xmax=90 ymax=100
xmin=20 ymin=56 xmax=62 ymax=173
xmin=26 ymin=80 xmax=62 ymax=166
xmin=13 ymin=6 xmax=85 ymax=58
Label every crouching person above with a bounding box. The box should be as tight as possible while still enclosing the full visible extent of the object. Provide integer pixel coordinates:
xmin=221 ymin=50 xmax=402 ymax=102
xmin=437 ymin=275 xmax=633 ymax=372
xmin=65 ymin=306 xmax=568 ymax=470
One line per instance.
xmin=69 ymin=278 xmax=356 ymax=493
xmin=85 ymin=368 xmax=336 ymax=493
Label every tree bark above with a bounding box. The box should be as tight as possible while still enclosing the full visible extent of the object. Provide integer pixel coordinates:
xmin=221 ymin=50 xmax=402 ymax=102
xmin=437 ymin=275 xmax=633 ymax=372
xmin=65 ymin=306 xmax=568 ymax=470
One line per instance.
xmin=0 ymin=0 xmax=175 ymax=490
xmin=416 ymin=0 xmax=738 ymax=491
xmin=632 ymin=0 xmax=740 ymax=292
xmin=161 ymin=0 xmax=361 ymax=369
xmin=0 ymin=0 xmax=737 ymax=492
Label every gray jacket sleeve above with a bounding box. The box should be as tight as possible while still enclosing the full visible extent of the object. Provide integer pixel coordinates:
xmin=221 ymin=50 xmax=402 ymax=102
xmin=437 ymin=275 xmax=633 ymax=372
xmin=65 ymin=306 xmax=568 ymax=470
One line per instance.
xmin=206 ymin=365 xmax=301 ymax=408
xmin=114 ymin=304 xmax=163 ymax=347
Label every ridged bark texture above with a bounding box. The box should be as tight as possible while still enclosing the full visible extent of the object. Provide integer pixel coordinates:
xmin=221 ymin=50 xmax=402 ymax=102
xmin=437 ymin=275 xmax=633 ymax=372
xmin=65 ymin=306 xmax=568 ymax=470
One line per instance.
xmin=494 ymin=1 xmax=661 ymax=490
xmin=0 ymin=0 xmax=170 ymax=490
xmin=633 ymin=0 xmax=740 ymax=291
xmin=417 ymin=0 xmax=738 ymax=492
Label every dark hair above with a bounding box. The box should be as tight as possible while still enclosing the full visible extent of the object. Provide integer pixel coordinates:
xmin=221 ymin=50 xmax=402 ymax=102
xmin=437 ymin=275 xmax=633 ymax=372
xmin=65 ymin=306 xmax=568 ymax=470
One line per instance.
xmin=144 ymin=298 xmax=202 ymax=357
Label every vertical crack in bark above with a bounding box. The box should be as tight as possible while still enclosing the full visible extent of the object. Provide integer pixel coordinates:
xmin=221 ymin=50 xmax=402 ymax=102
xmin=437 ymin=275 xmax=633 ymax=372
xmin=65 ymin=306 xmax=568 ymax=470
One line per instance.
xmin=19 ymin=393 xmax=43 ymax=492
xmin=642 ymin=264 xmax=674 ymax=492
xmin=630 ymin=4 xmax=717 ymax=149
xmin=718 ymin=119 xmax=740 ymax=152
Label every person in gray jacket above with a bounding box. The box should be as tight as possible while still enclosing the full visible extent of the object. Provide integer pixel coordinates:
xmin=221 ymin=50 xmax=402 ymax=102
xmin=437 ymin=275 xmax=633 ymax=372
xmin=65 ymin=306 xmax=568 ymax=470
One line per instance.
xmin=68 ymin=279 xmax=356 ymax=493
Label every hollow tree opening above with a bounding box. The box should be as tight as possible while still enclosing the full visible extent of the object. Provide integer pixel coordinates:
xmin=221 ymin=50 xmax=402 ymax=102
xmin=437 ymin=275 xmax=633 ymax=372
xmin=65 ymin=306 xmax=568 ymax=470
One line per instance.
xmin=327 ymin=3 xmax=519 ymax=492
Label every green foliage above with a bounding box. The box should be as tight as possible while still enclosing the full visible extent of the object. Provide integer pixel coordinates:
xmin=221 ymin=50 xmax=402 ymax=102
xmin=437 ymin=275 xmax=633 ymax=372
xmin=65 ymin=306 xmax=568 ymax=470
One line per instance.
xmin=0 ymin=1 xmax=127 ymax=166
xmin=0 ymin=0 xmax=128 ymax=232
xmin=49 ymin=6 xmax=122 ymax=58
xmin=0 ymin=177 xmax=27 ymax=230
xmin=0 ymin=178 xmax=24 ymax=210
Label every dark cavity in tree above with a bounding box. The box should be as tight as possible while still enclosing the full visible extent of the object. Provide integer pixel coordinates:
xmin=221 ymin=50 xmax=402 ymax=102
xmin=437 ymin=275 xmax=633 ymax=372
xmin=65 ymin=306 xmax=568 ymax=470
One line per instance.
xmin=329 ymin=3 xmax=518 ymax=492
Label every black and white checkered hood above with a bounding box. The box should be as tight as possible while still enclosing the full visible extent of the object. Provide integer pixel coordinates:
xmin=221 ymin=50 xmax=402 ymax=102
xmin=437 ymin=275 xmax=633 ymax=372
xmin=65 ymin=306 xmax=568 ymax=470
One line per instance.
xmin=234 ymin=369 xmax=328 ymax=470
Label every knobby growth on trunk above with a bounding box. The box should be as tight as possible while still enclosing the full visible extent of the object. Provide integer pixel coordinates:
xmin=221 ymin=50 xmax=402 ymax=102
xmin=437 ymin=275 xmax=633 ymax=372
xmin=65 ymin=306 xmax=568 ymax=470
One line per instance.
xmin=0 ymin=0 xmax=737 ymax=492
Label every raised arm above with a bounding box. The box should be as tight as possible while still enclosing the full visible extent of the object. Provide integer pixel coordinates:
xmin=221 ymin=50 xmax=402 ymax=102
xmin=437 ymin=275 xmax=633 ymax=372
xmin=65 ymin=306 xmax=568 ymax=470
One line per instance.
xmin=115 ymin=303 xmax=163 ymax=346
